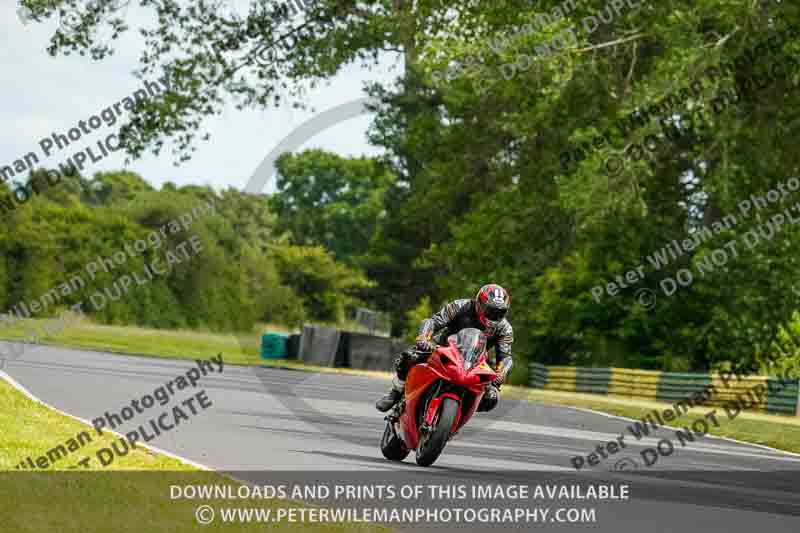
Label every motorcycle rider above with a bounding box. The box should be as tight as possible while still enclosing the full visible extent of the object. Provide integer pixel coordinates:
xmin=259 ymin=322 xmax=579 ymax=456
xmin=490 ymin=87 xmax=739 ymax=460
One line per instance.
xmin=376 ymin=284 xmax=513 ymax=413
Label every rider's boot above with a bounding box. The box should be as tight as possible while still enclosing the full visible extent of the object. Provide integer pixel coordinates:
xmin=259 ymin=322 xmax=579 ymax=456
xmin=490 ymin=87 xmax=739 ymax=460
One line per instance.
xmin=376 ymin=378 xmax=404 ymax=412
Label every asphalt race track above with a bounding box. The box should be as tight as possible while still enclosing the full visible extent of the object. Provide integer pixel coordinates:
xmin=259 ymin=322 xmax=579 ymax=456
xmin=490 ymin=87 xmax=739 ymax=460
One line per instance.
xmin=4 ymin=343 xmax=800 ymax=532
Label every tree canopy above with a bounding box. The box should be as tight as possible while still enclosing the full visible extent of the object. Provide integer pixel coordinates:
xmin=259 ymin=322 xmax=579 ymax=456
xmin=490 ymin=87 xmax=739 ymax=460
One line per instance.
xmin=15 ymin=0 xmax=800 ymax=380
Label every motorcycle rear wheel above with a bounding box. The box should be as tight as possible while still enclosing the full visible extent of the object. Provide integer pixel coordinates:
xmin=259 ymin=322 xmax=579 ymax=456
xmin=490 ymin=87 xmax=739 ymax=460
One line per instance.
xmin=415 ymin=397 xmax=459 ymax=467
xmin=381 ymin=420 xmax=410 ymax=461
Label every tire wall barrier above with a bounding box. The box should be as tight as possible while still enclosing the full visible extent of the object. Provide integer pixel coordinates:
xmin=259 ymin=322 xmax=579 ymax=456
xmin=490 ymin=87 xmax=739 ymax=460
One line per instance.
xmin=298 ymin=325 xmax=405 ymax=371
xmin=529 ymin=362 xmax=800 ymax=416
xmin=298 ymin=325 xmax=341 ymax=367
xmin=347 ymin=332 xmax=405 ymax=372
xmin=286 ymin=334 xmax=301 ymax=359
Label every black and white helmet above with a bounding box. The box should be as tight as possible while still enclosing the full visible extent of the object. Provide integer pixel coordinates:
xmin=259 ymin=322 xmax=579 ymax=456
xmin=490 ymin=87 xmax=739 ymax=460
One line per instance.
xmin=475 ymin=284 xmax=511 ymax=328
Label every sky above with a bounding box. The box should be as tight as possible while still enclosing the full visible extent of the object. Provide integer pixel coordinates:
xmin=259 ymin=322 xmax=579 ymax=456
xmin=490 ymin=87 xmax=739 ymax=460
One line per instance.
xmin=1 ymin=0 xmax=400 ymax=194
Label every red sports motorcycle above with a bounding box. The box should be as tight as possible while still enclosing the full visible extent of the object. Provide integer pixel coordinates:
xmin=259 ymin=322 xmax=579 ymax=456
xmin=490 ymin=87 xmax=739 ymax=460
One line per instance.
xmin=380 ymin=328 xmax=498 ymax=467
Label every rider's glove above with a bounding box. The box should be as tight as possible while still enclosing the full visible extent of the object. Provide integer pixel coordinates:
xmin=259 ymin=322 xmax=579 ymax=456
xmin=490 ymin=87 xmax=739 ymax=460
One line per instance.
xmin=415 ymin=339 xmax=437 ymax=353
xmin=493 ymin=361 xmax=510 ymax=388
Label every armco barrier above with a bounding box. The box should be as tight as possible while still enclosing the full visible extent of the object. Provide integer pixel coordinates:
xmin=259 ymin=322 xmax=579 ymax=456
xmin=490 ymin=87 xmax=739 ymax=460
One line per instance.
xmin=529 ymin=362 xmax=800 ymax=416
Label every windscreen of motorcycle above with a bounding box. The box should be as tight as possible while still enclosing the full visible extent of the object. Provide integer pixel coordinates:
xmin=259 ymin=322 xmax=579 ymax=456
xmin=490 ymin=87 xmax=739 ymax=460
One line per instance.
xmin=448 ymin=328 xmax=487 ymax=370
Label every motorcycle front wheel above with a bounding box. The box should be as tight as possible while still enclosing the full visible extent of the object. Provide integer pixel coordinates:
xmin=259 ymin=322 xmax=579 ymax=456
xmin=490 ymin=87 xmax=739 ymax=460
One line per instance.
xmin=415 ymin=397 xmax=459 ymax=467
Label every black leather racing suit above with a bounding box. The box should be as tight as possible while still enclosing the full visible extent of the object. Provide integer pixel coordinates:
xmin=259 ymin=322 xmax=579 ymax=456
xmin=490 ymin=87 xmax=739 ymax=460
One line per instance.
xmin=394 ymin=299 xmax=514 ymax=412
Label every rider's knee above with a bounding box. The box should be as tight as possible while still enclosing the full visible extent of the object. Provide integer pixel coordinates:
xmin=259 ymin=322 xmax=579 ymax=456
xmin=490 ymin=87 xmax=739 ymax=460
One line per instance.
xmin=392 ymin=375 xmax=405 ymax=392
xmin=394 ymin=350 xmax=414 ymax=380
xmin=477 ymin=387 xmax=499 ymax=412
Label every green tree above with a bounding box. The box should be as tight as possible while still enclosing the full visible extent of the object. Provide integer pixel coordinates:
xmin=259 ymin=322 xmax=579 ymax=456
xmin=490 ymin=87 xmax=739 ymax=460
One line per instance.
xmin=21 ymin=0 xmax=800 ymax=376
xmin=270 ymin=150 xmax=395 ymax=264
xmin=271 ymin=244 xmax=371 ymax=323
xmin=84 ymin=171 xmax=155 ymax=206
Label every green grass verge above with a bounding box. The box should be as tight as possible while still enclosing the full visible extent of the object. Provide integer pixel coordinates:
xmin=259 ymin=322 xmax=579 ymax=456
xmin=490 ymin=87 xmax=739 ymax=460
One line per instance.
xmin=0 ymin=378 xmax=385 ymax=532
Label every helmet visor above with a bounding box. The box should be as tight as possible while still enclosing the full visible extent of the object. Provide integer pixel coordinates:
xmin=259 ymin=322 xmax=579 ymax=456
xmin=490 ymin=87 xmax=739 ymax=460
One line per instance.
xmin=485 ymin=307 xmax=507 ymax=321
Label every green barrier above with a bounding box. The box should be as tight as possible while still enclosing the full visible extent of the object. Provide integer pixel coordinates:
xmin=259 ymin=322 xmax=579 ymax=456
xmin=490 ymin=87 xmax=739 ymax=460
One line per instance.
xmin=261 ymin=332 xmax=288 ymax=359
xmin=575 ymin=367 xmax=612 ymax=394
xmin=528 ymin=362 xmax=800 ymax=416
xmin=656 ymin=372 xmax=712 ymax=404
xmin=530 ymin=362 xmax=548 ymax=389
xmin=767 ymin=377 xmax=800 ymax=414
